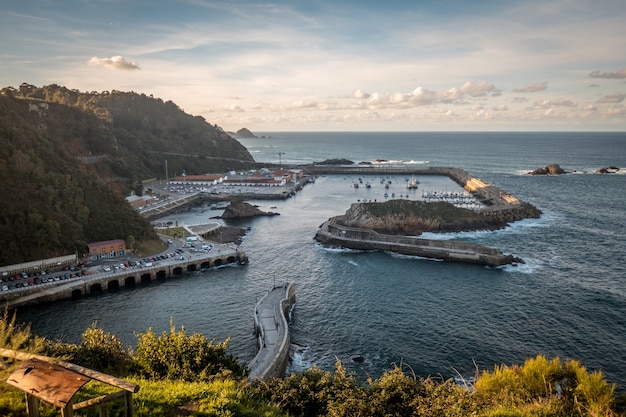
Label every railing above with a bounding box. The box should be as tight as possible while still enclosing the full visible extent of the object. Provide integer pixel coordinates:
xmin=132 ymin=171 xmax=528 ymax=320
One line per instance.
xmin=1 ymin=348 xmax=139 ymax=417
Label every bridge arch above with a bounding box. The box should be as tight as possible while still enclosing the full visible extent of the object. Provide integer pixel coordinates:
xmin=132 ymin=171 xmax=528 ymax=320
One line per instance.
xmin=140 ymin=273 xmax=152 ymax=284
xmin=107 ymin=280 xmax=120 ymax=291
xmin=155 ymin=270 xmax=167 ymax=280
xmin=227 ymin=255 xmax=237 ymax=264
xmin=214 ymin=258 xmax=223 ymax=267
xmin=71 ymin=289 xmax=82 ymax=299
xmin=125 ymin=276 xmax=136 ymax=287
xmin=187 ymin=263 xmax=198 ymax=272
xmin=200 ymin=261 xmax=211 ymax=269
xmin=172 ymin=266 xmax=184 ymax=275
xmin=90 ymin=283 xmax=103 ymax=294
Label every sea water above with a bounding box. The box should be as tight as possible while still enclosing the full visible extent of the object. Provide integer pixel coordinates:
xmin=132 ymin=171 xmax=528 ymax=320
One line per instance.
xmin=16 ymin=132 xmax=626 ymax=388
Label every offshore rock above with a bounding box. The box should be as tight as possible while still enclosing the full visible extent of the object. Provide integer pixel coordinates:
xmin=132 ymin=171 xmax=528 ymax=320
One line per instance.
xmin=220 ymin=201 xmax=279 ymax=219
xmin=234 ymin=127 xmax=257 ymax=138
xmin=316 ymin=158 xmax=355 ymax=165
xmin=595 ymin=166 xmax=621 ymax=174
xmin=528 ymin=164 xmax=566 ymax=175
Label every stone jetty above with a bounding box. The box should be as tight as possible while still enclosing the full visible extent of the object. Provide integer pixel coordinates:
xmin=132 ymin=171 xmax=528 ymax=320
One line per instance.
xmin=315 ymin=219 xmax=521 ymax=267
xmin=248 ymin=283 xmax=296 ymax=381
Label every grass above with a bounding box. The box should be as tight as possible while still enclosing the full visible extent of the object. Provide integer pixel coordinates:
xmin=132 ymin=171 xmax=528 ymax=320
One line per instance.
xmin=363 ymin=200 xmax=477 ymax=220
xmin=155 ymin=227 xmax=190 ymax=239
xmin=1 ymin=377 xmax=286 ymax=417
xmin=133 ymin=238 xmax=168 ymax=257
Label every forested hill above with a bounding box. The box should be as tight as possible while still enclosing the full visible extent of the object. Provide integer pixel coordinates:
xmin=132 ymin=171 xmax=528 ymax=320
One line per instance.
xmin=0 ymin=83 xmax=256 ymax=265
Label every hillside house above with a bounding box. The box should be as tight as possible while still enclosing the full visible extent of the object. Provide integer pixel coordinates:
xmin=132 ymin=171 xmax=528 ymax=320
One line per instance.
xmin=87 ymin=239 xmax=126 ymax=260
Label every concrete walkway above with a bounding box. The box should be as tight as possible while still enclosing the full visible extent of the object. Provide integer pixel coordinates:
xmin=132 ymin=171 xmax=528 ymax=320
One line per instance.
xmin=248 ymin=283 xmax=296 ymax=381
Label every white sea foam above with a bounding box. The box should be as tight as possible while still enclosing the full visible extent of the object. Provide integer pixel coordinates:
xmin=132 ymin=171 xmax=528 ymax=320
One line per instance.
xmin=288 ymin=344 xmax=312 ymax=373
xmin=499 ymin=256 xmax=544 ymax=274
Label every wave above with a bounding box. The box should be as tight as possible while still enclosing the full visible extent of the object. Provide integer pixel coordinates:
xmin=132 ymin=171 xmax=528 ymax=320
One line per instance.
xmin=499 ymin=256 xmax=544 ymax=274
xmin=369 ymin=159 xmax=429 ymax=165
xmin=288 ymin=343 xmax=312 ymax=373
xmin=513 ymin=168 xmax=624 ymax=176
xmin=418 ymin=213 xmax=561 ymax=242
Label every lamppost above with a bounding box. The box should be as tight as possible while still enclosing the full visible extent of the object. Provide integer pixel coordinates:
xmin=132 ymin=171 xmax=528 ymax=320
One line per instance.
xmin=278 ymin=152 xmax=285 ymax=170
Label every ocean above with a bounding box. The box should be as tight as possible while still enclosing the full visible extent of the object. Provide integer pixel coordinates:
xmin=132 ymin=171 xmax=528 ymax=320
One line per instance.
xmin=16 ymin=132 xmax=626 ymax=389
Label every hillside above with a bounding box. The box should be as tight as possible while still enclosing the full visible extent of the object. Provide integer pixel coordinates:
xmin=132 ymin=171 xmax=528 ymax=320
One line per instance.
xmin=0 ymin=84 xmax=257 ymax=265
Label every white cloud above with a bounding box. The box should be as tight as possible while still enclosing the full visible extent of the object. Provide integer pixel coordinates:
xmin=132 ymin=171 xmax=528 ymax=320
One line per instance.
xmin=223 ymin=104 xmax=244 ymax=112
xmin=597 ymin=93 xmax=626 ymax=104
xmin=88 ymin=55 xmax=140 ymax=71
xmin=458 ymin=80 xmax=499 ymax=97
xmin=589 ymin=68 xmax=626 ymax=79
xmin=353 ymin=89 xmax=370 ymax=99
xmin=513 ymin=81 xmax=548 ymax=93
xmin=530 ymin=99 xmax=578 ymax=110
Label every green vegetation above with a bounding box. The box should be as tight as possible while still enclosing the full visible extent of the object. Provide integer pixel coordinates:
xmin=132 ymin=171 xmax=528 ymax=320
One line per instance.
xmin=364 ymin=200 xmax=477 ymax=220
xmin=155 ymin=226 xmax=190 ymax=239
xmin=0 ymin=83 xmax=258 ymax=265
xmin=1 ymin=311 xmax=624 ymax=417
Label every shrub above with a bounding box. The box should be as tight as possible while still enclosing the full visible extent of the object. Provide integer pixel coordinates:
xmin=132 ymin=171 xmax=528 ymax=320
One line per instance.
xmin=44 ymin=323 xmax=133 ymax=375
xmin=474 ymin=355 xmax=619 ymax=417
xmin=133 ymin=319 xmax=244 ymax=381
xmin=0 ymin=308 xmax=46 ymax=355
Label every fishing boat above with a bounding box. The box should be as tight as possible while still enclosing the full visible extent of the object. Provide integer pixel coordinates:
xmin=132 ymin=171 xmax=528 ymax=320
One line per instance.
xmin=406 ymin=176 xmax=419 ymax=189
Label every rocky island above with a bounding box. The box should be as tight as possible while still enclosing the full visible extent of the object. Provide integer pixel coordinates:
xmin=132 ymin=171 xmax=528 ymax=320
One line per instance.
xmin=220 ymin=200 xmax=279 ymax=219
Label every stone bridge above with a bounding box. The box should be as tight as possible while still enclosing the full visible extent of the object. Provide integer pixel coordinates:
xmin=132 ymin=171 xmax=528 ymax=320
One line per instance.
xmin=3 ymin=250 xmax=248 ymax=309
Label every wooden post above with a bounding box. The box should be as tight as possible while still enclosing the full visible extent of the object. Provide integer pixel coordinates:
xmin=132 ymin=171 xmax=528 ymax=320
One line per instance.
xmin=25 ymin=394 xmax=40 ymax=417
xmin=60 ymin=402 xmax=74 ymax=417
xmin=124 ymin=392 xmax=134 ymax=417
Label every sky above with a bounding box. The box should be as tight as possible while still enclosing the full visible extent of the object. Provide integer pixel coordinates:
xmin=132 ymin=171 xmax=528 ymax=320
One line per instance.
xmin=1 ymin=0 xmax=626 ymax=132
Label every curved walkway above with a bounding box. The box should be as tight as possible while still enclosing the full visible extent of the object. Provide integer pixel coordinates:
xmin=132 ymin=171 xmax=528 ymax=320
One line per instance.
xmin=248 ymin=283 xmax=296 ymax=381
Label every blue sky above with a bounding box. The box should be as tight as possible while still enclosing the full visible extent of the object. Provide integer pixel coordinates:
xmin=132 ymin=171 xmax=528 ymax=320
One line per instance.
xmin=1 ymin=0 xmax=625 ymax=131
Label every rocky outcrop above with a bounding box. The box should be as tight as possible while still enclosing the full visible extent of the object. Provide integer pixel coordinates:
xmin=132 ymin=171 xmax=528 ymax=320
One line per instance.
xmin=316 ymin=158 xmax=355 ymax=165
xmin=595 ymin=166 xmax=621 ymax=174
xmin=528 ymin=164 xmax=566 ymax=175
xmin=339 ymin=200 xmax=541 ymax=235
xmin=220 ymin=201 xmax=279 ymax=219
xmin=234 ymin=128 xmax=257 ymax=138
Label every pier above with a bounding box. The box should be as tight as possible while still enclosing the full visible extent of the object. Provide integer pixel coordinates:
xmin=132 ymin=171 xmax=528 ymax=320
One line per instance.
xmin=248 ymin=283 xmax=296 ymax=381
xmin=2 ymin=250 xmax=248 ymax=310
xmin=316 ymin=218 xmax=520 ymax=267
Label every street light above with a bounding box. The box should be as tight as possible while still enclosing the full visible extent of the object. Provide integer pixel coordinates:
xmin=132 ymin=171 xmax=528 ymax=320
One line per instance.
xmin=278 ymin=152 xmax=285 ymax=170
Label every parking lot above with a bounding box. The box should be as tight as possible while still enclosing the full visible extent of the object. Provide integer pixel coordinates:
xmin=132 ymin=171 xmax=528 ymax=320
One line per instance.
xmin=1 ymin=238 xmax=218 ymax=295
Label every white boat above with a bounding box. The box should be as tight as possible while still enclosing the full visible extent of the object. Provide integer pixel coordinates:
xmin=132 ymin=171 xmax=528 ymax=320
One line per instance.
xmin=406 ymin=176 xmax=419 ymax=189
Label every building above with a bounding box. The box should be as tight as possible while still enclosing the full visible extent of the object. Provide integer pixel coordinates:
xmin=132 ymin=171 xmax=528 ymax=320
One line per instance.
xmin=126 ymin=194 xmax=156 ymax=209
xmin=87 ymin=239 xmax=126 ymax=261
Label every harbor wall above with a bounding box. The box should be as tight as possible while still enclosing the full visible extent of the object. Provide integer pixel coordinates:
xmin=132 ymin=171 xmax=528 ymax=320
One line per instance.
xmin=316 ymin=218 xmax=520 ymax=266
xmin=248 ymin=283 xmax=296 ymax=381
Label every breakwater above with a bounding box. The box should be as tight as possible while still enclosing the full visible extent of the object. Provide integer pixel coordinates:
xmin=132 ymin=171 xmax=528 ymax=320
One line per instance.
xmin=315 ymin=218 xmax=520 ymax=267
xmin=248 ymin=283 xmax=296 ymax=381
xmin=309 ymin=166 xmax=540 ymax=265
xmin=302 ymin=165 xmax=533 ymax=210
